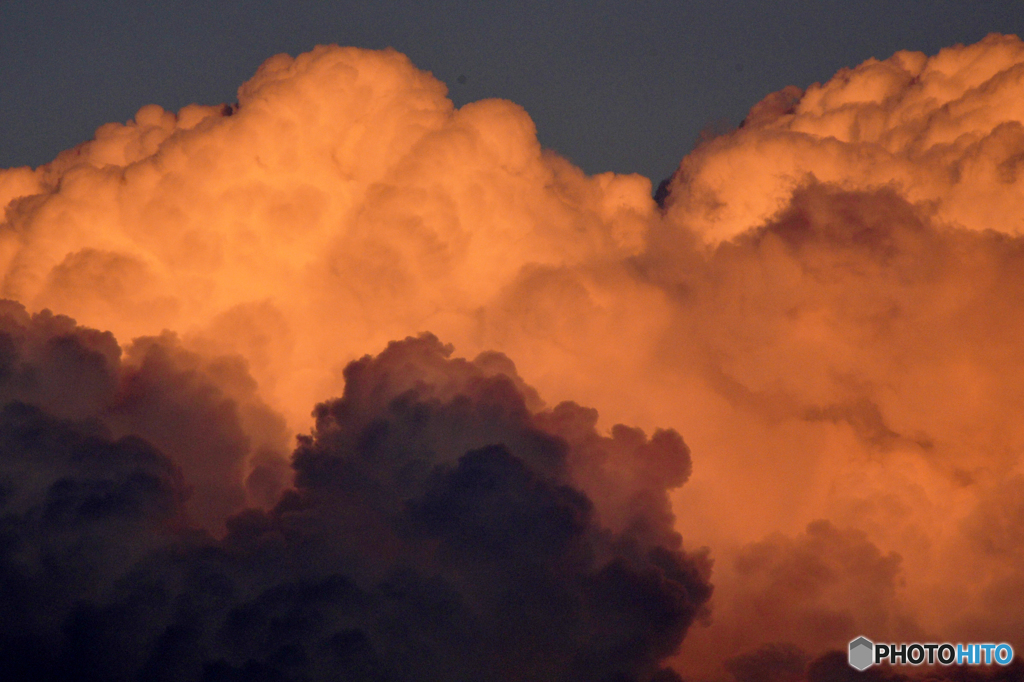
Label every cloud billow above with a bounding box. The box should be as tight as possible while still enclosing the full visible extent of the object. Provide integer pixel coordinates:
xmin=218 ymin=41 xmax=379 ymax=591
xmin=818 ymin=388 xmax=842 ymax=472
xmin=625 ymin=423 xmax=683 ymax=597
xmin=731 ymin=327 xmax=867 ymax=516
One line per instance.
xmin=0 ymin=324 xmax=709 ymax=682
xmin=6 ymin=32 xmax=1024 ymax=679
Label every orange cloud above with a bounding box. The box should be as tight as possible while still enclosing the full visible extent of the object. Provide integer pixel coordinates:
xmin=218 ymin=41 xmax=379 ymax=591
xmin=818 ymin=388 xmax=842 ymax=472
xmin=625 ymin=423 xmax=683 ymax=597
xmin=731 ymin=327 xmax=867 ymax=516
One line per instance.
xmin=3 ymin=34 xmax=1024 ymax=679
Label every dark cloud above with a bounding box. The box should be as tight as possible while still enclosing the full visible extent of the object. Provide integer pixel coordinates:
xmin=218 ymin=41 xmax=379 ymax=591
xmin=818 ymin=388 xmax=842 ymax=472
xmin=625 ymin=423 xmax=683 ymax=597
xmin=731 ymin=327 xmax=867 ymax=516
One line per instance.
xmin=0 ymin=402 xmax=189 ymax=681
xmin=0 ymin=323 xmax=710 ymax=681
xmin=111 ymin=333 xmax=291 ymax=525
xmin=0 ymin=301 xmax=290 ymax=530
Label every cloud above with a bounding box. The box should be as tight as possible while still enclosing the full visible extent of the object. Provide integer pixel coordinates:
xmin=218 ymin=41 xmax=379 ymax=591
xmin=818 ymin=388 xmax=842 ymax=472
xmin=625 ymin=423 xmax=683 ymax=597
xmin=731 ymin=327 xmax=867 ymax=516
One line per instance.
xmin=661 ymin=34 xmax=1024 ymax=245
xmin=0 ymin=45 xmax=653 ymax=437
xmin=0 ymin=327 xmax=709 ymax=681
xmin=679 ymin=519 xmax=917 ymax=676
xmin=4 ymin=33 xmax=1024 ymax=678
xmin=0 ymin=400 xmax=189 ymax=681
xmin=0 ymin=301 xmax=289 ymax=530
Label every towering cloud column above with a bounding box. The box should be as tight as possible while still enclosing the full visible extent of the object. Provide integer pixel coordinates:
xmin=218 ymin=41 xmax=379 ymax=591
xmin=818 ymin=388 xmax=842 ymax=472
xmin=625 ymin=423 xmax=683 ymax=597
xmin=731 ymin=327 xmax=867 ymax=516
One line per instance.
xmin=3 ymin=33 xmax=1024 ymax=680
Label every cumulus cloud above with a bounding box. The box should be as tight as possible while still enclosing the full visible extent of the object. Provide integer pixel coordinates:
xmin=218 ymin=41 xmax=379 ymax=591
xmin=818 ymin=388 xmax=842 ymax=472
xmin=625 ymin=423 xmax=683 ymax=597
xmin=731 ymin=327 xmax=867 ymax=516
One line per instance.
xmin=4 ymin=33 xmax=1024 ymax=679
xmin=661 ymin=33 xmax=1024 ymax=245
xmin=681 ymin=519 xmax=918 ymax=675
xmin=653 ymin=178 xmax=1024 ymax=676
xmin=0 ymin=301 xmax=289 ymax=530
xmin=0 ymin=45 xmax=653 ymax=435
xmin=0 ymin=328 xmax=709 ymax=681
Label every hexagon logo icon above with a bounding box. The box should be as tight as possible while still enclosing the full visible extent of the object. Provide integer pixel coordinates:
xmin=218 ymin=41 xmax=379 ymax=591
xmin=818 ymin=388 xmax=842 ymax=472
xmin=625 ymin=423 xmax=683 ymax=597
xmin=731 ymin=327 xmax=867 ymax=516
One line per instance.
xmin=849 ymin=637 xmax=874 ymax=671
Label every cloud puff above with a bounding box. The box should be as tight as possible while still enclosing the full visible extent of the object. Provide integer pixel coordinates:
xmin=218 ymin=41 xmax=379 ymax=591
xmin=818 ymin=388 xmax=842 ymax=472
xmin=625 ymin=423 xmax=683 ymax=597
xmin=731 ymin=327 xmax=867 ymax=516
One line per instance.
xmin=0 ymin=45 xmax=653 ymax=436
xmin=0 ymin=301 xmax=289 ymax=530
xmin=0 ymin=325 xmax=709 ymax=681
xmin=661 ymin=34 xmax=1024 ymax=245
xmin=681 ymin=519 xmax=916 ymax=673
